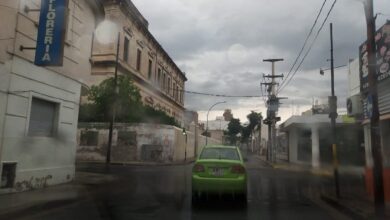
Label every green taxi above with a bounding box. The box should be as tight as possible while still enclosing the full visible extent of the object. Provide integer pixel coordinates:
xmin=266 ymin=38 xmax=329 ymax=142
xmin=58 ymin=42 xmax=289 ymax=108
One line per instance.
xmin=192 ymin=145 xmax=247 ymax=203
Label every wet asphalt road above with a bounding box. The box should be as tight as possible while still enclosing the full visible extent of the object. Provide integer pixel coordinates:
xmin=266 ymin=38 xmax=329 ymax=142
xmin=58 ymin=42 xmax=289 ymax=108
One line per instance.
xmin=17 ymin=155 xmax=341 ymax=220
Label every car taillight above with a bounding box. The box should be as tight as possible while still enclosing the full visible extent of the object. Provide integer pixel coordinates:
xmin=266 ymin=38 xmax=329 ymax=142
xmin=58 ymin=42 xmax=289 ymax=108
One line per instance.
xmin=231 ymin=165 xmax=245 ymax=174
xmin=193 ymin=164 xmax=205 ymax=172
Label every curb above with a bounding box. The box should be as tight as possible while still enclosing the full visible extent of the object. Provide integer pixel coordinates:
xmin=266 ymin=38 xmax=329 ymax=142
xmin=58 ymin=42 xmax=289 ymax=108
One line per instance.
xmin=255 ymin=156 xmax=333 ymax=177
xmin=0 ymin=198 xmax=79 ymax=219
xmin=320 ymin=195 xmax=367 ymax=220
xmin=77 ymin=160 xmax=195 ymax=167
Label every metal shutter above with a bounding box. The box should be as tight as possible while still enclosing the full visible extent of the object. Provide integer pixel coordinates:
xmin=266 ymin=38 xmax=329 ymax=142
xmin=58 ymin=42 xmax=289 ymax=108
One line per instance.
xmin=28 ymin=98 xmax=57 ymax=136
xmin=378 ymin=79 xmax=390 ymax=116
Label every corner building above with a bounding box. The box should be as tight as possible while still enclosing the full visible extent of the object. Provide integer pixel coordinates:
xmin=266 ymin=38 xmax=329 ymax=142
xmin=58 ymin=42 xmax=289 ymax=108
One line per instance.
xmin=91 ymin=0 xmax=187 ymax=124
xmin=0 ymin=0 xmax=104 ymax=192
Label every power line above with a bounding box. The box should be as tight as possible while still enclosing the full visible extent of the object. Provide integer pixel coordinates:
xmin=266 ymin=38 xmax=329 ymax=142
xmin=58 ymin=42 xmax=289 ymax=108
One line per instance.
xmin=183 ymin=89 xmax=265 ymax=98
xmin=278 ymin=0 xmax=328 ymax=91
xmin=164 ymin=85 xmax=265 ymax=98
xmin=278 ymin=0 xmax=337 ymax=94
xmin=260 ymin=76 xmax=267 ymax=103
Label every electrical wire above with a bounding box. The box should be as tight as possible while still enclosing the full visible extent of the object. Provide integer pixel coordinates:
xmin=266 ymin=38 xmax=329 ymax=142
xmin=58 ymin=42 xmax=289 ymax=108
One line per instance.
xmin=278 ymin=0 xmax=328 ymax=91
xmin=278 ymin=0 xmax=338 ymax=94
xmin=164 ymin=85 xmax=265 ymax=98
xmin=260 ymin=76 xmax=267 ymax=104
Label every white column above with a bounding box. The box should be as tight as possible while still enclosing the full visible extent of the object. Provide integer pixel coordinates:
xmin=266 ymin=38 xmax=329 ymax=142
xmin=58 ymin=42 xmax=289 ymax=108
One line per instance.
xmin=311 ymin=126 xmax=320 ymax=168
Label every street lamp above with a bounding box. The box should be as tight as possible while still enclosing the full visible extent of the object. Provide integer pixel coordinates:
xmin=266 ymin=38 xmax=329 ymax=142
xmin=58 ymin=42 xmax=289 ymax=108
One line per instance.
xmin=95 ymin=21 xmax=120 ymax=165
xmin=206 ymin=101 xmax=226 ymax=145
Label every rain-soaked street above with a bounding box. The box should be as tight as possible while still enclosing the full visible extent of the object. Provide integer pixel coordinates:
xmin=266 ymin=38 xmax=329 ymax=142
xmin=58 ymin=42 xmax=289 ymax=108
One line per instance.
xmin=7 ymin=154 xmax=351 ymax=220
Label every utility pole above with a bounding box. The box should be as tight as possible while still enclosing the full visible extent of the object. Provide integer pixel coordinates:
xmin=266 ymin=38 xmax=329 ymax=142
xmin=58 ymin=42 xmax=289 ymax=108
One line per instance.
xmin=106 ymin=32 xmax=121 ymax=165
xmin=329 ymin=23 xmax=340 ymax=199
xmin=364 ymin=0 xmax=384 ymax=217
xmin=262 ymin=58 xmax=284 ymax=162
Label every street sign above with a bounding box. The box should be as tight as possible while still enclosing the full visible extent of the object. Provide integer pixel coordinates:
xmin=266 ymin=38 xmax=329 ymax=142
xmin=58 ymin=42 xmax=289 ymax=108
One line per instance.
xmin=34 ymin=0 xmax=68 ymax=66
xmin=366 ymin=94 xmax=373 ymax=119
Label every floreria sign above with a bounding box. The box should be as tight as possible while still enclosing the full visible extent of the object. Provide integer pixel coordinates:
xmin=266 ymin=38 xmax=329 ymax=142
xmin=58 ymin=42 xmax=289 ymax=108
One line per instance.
xmin=34 ymin=0 xmax=68 ymax=66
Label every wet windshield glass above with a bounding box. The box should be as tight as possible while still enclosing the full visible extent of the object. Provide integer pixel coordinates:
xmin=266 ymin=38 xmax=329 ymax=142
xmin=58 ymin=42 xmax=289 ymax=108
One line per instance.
xmin=2 ymin=0 xmax=390 ymax=219
xmin=200 ymin=148 xmax=240 ymax=160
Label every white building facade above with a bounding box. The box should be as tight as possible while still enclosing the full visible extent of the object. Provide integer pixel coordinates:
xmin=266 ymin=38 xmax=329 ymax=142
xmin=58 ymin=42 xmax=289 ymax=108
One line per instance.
xmin=0 ymin=0 xmax=104 ymax=193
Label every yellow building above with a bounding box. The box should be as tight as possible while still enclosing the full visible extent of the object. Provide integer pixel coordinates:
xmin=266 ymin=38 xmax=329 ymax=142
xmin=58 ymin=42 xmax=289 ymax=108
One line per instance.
xmin=90 ymin=0 xmax=187 ymax=124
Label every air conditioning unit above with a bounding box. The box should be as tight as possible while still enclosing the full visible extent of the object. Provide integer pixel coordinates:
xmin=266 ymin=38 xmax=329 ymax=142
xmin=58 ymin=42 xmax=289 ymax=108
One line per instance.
xmin=347 ymin=95 xmax=363 ymax=116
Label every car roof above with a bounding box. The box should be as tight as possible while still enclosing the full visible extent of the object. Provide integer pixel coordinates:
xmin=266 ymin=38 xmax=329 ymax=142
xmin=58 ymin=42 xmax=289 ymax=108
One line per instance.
xmin=203 ymin=145 xmax=238 ymax=149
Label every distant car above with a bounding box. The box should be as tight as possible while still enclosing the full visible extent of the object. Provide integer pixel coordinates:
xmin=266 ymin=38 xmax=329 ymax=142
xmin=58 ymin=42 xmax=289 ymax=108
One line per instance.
xmin=192 ymin=145 xmax=247 ymax=204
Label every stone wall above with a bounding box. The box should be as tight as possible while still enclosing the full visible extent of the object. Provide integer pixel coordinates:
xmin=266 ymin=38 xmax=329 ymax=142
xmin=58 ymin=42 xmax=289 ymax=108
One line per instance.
xmin=77 ymin=123 xmax=221 ymax=163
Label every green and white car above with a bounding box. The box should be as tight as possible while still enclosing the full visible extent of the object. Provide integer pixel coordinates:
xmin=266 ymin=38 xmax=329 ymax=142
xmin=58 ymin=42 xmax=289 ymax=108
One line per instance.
xmin=192 ymin=145 xmax=247 ymax=203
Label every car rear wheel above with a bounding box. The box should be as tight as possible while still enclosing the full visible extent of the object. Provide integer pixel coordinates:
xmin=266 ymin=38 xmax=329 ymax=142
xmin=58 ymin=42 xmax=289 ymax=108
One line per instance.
xmin=192 ymin=191 xmax=201 ymax=206
xmin=235 ymin=192 xmax=247 ymax=206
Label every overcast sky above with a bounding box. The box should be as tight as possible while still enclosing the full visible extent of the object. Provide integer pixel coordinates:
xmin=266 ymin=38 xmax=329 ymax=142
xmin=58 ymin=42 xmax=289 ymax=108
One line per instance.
xmin=132 ymin=0 xmax=390 ymax=123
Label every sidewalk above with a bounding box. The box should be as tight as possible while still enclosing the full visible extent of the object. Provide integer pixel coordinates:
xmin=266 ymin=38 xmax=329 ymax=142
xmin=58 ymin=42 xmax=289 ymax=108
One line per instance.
xmin=254 ymin=155 xmax=390 ymax=219
xmin=254 ymin=154 xmax=365 ymax=177
xmin=0 ymin=160 xmax=194 ymax=218
xmin=0 ymin=171 xmax=115 ymax=218
xmin=320 ymin=187 xmax=390 ymax=219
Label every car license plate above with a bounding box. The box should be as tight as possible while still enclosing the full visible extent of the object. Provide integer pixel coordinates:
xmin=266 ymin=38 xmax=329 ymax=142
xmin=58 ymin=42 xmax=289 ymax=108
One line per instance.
xmin=211 ymin=168 xmax=224 ymax=176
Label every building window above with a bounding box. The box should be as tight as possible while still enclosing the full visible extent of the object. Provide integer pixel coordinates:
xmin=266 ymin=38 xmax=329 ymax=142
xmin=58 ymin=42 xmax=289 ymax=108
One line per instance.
xmin=168 ymin=77 xmax=171 ymax=94
xmin=173 ymin=82 xmax=176 ymax=98
xmin=28 ymin=98 xmax=58 ymax=137
xmin=124 ymin=37 xmax=129 ymax=62
xmin=148 ymin=59 xmax=153 ymax=80
xmin=136 ymin=49 xmax=142 ymax=71
xmin=176 ymin=85 xmax=179 ymax=101
xmin=181 ymin=89 xmax=184 ymax=103
xmin=157 ymin=69 xmax=161 ymax=87
xmin=1 ymin=163 xmax=16 ymax=189
xmin=163 ymin=73 xmax=166 ymax=90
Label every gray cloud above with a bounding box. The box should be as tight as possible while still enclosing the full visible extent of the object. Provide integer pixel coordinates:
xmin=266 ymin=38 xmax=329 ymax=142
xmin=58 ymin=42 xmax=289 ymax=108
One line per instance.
xmin=132 ymin=0 xmax=390 ymax=121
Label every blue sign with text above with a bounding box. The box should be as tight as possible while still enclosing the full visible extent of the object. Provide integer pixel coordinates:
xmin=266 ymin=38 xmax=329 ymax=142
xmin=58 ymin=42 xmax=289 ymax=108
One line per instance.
xmin=34 ymin=0 xmax=68 ymax=66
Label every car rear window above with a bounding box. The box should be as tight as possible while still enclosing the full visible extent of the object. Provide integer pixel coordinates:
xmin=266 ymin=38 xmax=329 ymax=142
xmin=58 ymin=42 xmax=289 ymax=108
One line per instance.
xmin=200 ymin=148 xmax=240 ymax=160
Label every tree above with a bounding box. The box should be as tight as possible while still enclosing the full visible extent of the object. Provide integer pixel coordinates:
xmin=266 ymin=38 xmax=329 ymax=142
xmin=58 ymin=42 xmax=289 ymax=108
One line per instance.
xmin=79 ymin=75 xmax=179 ymax=126
xmin=226 ymin=118 xmax=242 ymax=144
xmin=87 ymin=75 xmax=141 ymax=122
xmin=241 ymin=111 xmax=263 ymax=142
xmin=247 ymin=111 xmax=263 ymax=131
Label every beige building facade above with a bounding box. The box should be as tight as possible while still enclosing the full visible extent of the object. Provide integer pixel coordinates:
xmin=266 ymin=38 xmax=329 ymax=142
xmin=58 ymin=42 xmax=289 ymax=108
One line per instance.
xmin=91 ymin=0 xmax=187 ymax=124
xmin=0 ymin=0 xmax=104 ymax=192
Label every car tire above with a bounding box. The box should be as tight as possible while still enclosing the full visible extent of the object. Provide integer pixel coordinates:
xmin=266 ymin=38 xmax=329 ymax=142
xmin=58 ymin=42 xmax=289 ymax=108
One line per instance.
xmin=236 ymin=193 xmax=247 ymax=207
xmin=192 ymin=191 xmax=200 ymax=207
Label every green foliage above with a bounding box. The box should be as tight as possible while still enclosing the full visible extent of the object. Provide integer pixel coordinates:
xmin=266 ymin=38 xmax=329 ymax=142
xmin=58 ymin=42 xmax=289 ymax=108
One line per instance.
xmin=241 ymin=111 xmax=263 ymax=142
xmin=79 ymin=75 xmax=179 ymax=126
xmin=79 ymin=103 xmax=102 ymax=122
xmin=87 ymin=75 xmax=141 ymax=122
xmin=227 ymin=118 xmax=242 ymax=136
xmin=247 ymin=111 xmax=263 ymax=131
xmin=226 ymin=118 xmax=242 ymax=144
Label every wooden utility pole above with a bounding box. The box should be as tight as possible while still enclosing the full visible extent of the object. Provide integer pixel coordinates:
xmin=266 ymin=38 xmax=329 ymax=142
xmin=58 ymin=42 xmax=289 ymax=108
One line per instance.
xmin=364 ymin=0 xmax=384 ymax=217
xmin=262 ymin=59 xmax=284 ymax=162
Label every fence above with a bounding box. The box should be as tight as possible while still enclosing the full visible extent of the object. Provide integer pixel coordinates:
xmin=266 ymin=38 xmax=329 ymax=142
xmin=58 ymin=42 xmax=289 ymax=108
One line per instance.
xmin=76 ymin=123 xmax=221 ymax=163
